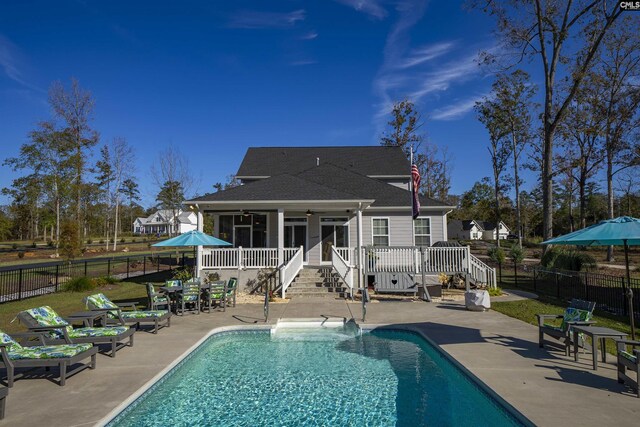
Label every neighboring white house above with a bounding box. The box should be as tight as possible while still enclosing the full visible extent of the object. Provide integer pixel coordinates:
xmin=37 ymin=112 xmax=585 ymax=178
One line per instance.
xmin=479 ymin=221 xmax=511 ymax=240
xmin=133 ymin=209 xmax=197 ymax=235
xmin=447 ymin=220 xmax=484 ymax=240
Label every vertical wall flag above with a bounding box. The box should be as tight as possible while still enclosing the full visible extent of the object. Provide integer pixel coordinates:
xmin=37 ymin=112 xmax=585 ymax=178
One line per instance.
xmin=411 ymin=164 xmax=421 ymax=219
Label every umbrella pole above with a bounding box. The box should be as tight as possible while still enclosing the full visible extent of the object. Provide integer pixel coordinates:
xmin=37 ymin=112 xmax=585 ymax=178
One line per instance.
xmin=624 ymin=240 xmax=635 ymax=340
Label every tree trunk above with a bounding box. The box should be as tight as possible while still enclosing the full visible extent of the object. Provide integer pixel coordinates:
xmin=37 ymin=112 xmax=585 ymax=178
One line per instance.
xmin=579 ymin=173 xmax=587 ymax=230
xmin=113 ymin=199 xmax=119 ymax=251
xmin=607 ymin=150 xmax=615 ymax=261
xmin=55 ymin=195 xmax=60 ymax=257
xmin=542 ymin=125 xmax=554 ymax=246
xmin=513 ymin=133 xmax=522 ymax=249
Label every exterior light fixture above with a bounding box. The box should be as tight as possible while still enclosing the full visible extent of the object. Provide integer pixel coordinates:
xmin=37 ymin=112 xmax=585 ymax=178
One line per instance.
xmin=306 ymin=210 xmax=313 ymax=217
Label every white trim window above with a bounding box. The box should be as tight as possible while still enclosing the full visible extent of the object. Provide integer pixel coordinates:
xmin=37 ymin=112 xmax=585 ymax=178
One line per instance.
xmin=372 ymin=218 xmax=390 ymax=246
xmin=414 ymin=218 xmax=431 ymax=247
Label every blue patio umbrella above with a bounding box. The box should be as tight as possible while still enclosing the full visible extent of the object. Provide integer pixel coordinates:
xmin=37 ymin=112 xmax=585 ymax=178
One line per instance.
xmin=153 ymin=231 xmax=232 ymax=277
xmin=542 ymin=216 xmax=640 ymax=339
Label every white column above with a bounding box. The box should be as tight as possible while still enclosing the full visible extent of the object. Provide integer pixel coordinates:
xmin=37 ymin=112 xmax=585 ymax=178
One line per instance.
xmin=196 ymin=209 xmax=203 ymax=278
xmin=277 ymin=209 xmax=284 ymax=266
xmin=357 ymin=205 xmax=363 ymax=292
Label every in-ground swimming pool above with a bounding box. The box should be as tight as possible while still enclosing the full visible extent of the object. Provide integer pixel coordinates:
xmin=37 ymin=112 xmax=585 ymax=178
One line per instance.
xmin=106 ymin=327 xmax=530 ymax=426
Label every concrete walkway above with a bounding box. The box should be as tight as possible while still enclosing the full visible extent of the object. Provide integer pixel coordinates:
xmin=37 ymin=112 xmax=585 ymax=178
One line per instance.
xmin=2 ymin=297 xmax=639 ymax=426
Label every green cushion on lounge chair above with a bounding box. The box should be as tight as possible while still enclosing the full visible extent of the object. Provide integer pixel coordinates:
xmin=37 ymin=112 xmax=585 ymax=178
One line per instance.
xmin=22 ymin=306 xmax=128 ymax=339
xmin=620 ymin=350 xmax=637 ymax=364
xmin=560 ymin=307 xmax=591 ymax=331
xmin=8 ymin=343 xmax=93 ymax=360
xmin=85 ymin=293 xmax=118 ymax=310
xmin=67 ymin=326 xmax=128 ymax=339
xmin=119 ymin=311 xmax=168 ymax=319
xmin=0 ymin=331 xmax=22 ymax=352
xmin=180 ymin=294 xmax=199 ymax=302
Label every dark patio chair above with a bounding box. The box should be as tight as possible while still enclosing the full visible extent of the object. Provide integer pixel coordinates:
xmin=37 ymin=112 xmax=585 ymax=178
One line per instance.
xmin=616 ymin=339 xmax=640 ymax=398
xmin=537 ymin=298 xmax=596 ymax=356
xmin=177 ymin=280 xmax=201 ymax=315
xmin=84 ymin=293 xmax=171 ymax=334
xmin=0 ymin=330 xmax=97 ymax=387
xmin=202 ymin=280 xmax=228 ymax=313
xmin=146 ymin=283 xmax=171 ymax=311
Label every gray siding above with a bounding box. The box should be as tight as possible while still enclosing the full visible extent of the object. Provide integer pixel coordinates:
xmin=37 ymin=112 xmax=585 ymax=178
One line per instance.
xmin=361 ymin=210 xmax=447 ymax=247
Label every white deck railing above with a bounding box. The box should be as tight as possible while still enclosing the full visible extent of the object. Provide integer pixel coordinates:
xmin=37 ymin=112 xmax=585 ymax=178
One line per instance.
xmin=281 ymin=246 xmax=304 ymax=298
xmin=331 ymin=246 xmax=353 ymax=296
xmin=201 ymin=247 xmax=299 ymax=270
xmin=364 ymin=246 xmax=497 ymax=288
xmin=333 ymin=247 xmax=353 ymax=266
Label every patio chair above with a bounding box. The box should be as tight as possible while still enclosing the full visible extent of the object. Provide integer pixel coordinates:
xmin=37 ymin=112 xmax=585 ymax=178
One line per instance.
xmin=226 ymin=277 xmax=238 ymax=308
xmin=616 ymin=339 xmax=640 ymax=398
xmin=537 ymin=298 xmax=596 ymax=356
xmin=146 ymin=283 xmax=171 ymax=311
xmin=0 ymin=330 xmax=97 ymax=387
xmin=17 ymin=306 xmax=135 ymax=358
xmin=84 ymin=293 xmax=171 ymax=334
xmin=202 ymin=280 xmax=228 ymax=313
xmin=177 ymin=280 xmax=200 ymax=315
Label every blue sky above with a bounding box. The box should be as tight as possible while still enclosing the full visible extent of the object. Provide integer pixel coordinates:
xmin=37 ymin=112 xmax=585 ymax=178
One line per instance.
xmin=0 ymin=0 xmax=514 ymax=207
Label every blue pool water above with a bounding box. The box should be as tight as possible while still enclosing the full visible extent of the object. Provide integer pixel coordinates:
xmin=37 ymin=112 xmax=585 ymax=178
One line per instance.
xmin=108 ymin=328 xmax=528 ymax=426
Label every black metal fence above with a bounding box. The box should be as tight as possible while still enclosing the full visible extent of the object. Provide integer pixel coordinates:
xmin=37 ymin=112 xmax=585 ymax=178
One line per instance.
xmin=0 ymin=251 xmax=193 ymax=304
xmin=527 ymin=267 xmax=640 ymax=320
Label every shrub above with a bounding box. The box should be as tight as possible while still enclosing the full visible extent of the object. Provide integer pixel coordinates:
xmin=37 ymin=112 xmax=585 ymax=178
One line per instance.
xmin=487 ymin=247 xmax=506 ymax=265
xmin=132 ymin=238 xmax=137 ymax=243
xmin=12 ymin=243 xmax=17 ymax=250
xmin=47 ymin=239 xmax=54 ymax=247
xmin=172 ymin=266 xmax=193 ymax=282
xmin=31 ymin=241 xmax=37 ymax=248
xmin=508 ymin=246 xmax=525 ymax=265
xmin=59 ymin=220 xmax=82 ymax=260
xmin=523 ymin=236 xmax=543 ymax=248
xmin=120 ymin=238 xmax=125 ymax=243
xmin=541 ymin=247 xmax=595 ymax=271
xmin=63 ymin=276 xmax=96 ymax=292
xmin=87 ymin=239 xmax=93 ymax=244
xmin=488 ymin=287 xmax=503 ymax=297
xmin=99 ymin=239 xmax=104 ymax=244
xmin=205 ymin=271 xmax=220 ymax=284
xmin=93 ymin=276 xmax=119 ymax=287
xmin=17 ymin=251 xmax=25 ymax=259
xmin=110 ymin=238 xmax=115 ymax=243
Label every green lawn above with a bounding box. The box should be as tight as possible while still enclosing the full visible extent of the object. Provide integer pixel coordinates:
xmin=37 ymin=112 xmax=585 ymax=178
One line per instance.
xmin=493 ymin=296 xmax=632 ymax=355
xmin=0 ymin=281 xmax=150 ymax=334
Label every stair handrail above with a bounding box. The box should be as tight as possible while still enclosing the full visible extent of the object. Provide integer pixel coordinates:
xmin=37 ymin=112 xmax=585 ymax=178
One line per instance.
xmin=280 ymin=246 xmax=304 ymax=298
xmin=331 ymin=246 xmax=354 ymax=298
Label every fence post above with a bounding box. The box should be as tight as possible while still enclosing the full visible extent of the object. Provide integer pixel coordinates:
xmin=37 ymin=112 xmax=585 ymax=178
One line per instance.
xmin=583 ymin=272 xmax=589 ymax=301
xmin=84 ymin=261 xmax=88 ymax=276
xmin=18 ymin=268 xmax=23 ymax=300
xmin=126 ymin=257 xmax=130 ymax=279
xmin=157 ymin=254 xmax=160 ymax=273
xmin=107 ymin=259 xmax=111 ymax=277
xmin=533 ymin=267 xmax=537 ymax=291
xmin=143 ymin=256 xmax=146 ymax=276
xmin=55 ymin=265 xmax=59 ymax=291
xmin=555 ymin=269 xmax=560 ymax=299
xmin=181 ymin=252 xmax=185 ymax=267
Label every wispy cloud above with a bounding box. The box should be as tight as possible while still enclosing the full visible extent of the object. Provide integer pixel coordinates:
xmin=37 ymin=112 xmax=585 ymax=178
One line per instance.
xmin=334 ymin=0 xmax=388 ymax=20
xmin=408 ymin=52 xmax=482 ymax=99
xmin=0 ymin=34 xmax=44 ymax=93
xmin=398 ymin=41 xmax=457 ymax=69
xmin=301 ymin=31 xmax=319 ymax=40
xmin=431 ymin=94 xmax=486 ymax=121
xmin=228 ymin=9 xmax=306 ymax=29
xmin=290 ymin=59 xmax=317 ymax=66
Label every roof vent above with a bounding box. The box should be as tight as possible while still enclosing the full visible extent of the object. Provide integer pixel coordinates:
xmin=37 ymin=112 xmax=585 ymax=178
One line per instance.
xmin=316 ymin=157 xmax=320 ymax=166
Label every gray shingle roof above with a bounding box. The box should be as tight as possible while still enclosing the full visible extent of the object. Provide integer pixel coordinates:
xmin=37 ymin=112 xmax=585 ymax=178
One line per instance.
xmin=191 ymin=162 xmax=451 ymax=208
xmin=236 ymin=146 xmax=411 ymax=177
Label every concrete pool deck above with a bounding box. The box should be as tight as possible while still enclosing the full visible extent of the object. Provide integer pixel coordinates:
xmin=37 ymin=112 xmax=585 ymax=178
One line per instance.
xmin=2 ymin=297 xmax=639 ymax=426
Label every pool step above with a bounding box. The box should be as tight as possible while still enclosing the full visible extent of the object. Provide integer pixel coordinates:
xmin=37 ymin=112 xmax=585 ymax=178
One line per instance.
xmin=271 ymin=318 xmax=361 ymax=339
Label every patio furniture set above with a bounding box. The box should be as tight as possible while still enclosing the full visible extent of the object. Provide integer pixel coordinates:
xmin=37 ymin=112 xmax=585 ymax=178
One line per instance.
xmin=537 ymin=298 xmax=640 ymax=397
xmin=0 ymin=277 xmax=237 ymax=418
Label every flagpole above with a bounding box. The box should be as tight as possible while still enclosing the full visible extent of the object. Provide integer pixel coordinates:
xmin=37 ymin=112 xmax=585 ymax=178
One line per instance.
xmin=410 ymin=145 xmax=414 ymax=218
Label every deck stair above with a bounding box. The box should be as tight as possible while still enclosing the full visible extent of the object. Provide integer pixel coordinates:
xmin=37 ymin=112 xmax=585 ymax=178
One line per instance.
xmin=285 ymin=267 xmax=348 ymax=298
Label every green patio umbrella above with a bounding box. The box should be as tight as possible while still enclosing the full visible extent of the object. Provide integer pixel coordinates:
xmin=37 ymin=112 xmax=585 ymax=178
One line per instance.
xmin=542 ymin=216 xmax=640 ymax=339
xmin=152 ymin=230 xmax=232 ymax=277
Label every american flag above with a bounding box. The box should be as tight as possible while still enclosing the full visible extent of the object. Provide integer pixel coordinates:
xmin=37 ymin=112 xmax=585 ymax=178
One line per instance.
xmin=411 ymin=164 xmax=421 ymax=219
